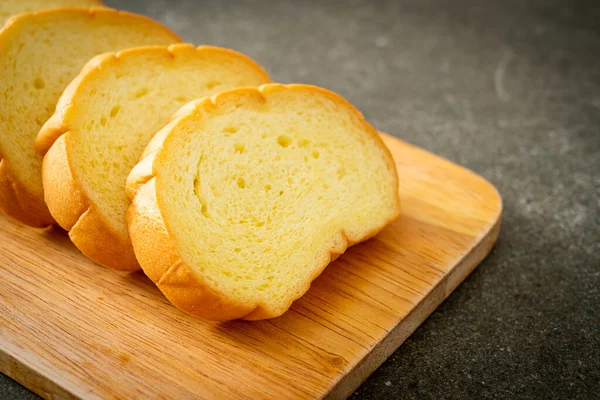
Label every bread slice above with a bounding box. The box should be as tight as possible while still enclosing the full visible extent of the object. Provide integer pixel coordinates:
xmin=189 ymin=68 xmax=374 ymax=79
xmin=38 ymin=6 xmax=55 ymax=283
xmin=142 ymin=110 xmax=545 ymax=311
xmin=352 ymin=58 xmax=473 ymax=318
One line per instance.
xmin=125 ymin=84 xmax=401 ymax=320
xmin=0 ymin=8 xmax=180 ymax=228
xmin=0 ymin=0 xmax=105 ymax=27
xmin=36 ymin=44 xmax=271 ymax=271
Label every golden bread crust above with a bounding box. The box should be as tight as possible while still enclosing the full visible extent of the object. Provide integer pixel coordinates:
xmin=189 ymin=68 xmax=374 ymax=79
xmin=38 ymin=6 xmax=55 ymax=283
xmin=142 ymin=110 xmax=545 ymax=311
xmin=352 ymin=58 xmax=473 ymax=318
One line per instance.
xmin=43 ymin=135 xmax=139 ymax=270
xmin=126 ymin=179 xmax=257 ymax=320
xmin=0 ymin=156 xmax=54 ymax=227
xmin=0 ymin=0 xmax=107 ymax=28
xmin=127 ymin=84 xmax=401 ymax=320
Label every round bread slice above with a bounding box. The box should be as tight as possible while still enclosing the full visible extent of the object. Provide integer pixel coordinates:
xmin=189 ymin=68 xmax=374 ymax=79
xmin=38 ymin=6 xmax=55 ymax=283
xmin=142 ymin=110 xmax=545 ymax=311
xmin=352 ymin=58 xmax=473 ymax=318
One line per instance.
xmin=36 ymin=44 xmax=271 ymax=271
xmin=0 ymin=8 xmax=180 ymax=227
xmin=0 ymin=0 xmax=106 ymax=27
xmin=125 ymin=84 xmax=401 ymax=320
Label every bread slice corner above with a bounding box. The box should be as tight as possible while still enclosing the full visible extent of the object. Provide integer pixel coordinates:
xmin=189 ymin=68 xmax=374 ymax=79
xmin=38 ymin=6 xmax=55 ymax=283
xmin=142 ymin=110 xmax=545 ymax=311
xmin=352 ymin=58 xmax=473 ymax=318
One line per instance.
xmin=126 ymin=84 xmax=401 ymax=320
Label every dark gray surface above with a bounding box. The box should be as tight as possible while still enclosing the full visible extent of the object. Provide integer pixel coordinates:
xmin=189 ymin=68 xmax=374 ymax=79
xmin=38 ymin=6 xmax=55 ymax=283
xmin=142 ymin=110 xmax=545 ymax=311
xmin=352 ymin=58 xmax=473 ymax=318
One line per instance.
xmin=1 ymin=0 xmax=599 ymax=399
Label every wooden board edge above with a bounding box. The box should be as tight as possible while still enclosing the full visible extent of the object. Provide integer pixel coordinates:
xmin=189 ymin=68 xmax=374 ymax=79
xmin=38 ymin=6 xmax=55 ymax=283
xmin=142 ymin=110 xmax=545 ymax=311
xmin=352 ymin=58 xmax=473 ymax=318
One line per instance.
xmin=324 ymin=202 xmax=503 ymax=399
xmin=0 ymin=347 xmax=77 ymax=400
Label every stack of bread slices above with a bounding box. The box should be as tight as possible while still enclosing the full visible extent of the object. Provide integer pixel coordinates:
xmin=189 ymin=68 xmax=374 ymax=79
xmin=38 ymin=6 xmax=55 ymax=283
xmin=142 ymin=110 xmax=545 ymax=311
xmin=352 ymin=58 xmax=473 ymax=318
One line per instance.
xmin=0 ymin=0 xmax=401 ymax=320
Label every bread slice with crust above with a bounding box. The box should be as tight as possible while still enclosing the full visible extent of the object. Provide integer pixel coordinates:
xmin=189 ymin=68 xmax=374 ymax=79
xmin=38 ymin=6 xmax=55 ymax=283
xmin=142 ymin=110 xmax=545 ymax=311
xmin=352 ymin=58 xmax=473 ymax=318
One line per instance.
xmin=0 ymin=0 xmax=105 ymax=27
xmin=0 ymin=8 xmax=181 ymax=227
xmin=36 ymin=44 xmax=271 ymax=270
xmin=126 ymin=84 xmax=401 ymax=320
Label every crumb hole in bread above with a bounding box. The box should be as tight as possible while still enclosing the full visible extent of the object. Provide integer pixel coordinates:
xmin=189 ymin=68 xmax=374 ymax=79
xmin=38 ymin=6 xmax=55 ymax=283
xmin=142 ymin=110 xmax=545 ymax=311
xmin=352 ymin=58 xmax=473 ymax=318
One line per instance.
xmin=298 ymin=139 xmax=310 ymax=147
xmin=110 ymin=105 xmax=121 ymax=118
xmin=277 ymin=135 xmax=292 ymax=148
xmin=194 ymin=178 xmax=210 ymax=218
xmin=337 ymin=167 xmax=346 ymax=179
xmin=100 ymin=116 xmax=107 ymax=126
xmin=175 ymin=96 xmax=188 ymax=102
xmin=135 ymin=88 xmax=149 ymax=98
xmin=255 ymin=221 xmax=265 ymax=227
xmin=234 ymin=143 xmax=245 ymax=153
xmin=264 ymin=184 xmax=271 ymax=191
xmin=237 ymin=177 xmax=246 ymax=188
xmin=279 ymin=190 xmax=284 ymax=196
xmin=234 ymin=247 xmax=241 ymax=253
xmin=312 ymin=150 xmax=320 ymax=159
xmin=223 ymin=126 xmax=238 ymax=134
xmin=206 ymin=81 xmax=219 ymax=90
xmin=34 ymin=78 xmax=45 ymax=89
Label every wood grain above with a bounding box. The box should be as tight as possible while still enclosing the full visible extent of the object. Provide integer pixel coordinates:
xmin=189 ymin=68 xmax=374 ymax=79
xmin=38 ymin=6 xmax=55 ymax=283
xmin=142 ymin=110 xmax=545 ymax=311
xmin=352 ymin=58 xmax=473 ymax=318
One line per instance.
xmin=0 ymin=134 xmax=502 ymax=400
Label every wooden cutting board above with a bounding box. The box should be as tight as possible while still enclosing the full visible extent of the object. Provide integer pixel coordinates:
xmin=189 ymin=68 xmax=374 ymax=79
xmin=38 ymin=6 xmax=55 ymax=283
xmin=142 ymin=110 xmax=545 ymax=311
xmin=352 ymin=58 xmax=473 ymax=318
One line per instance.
xmin=0 ymin=134 xmax=502 ymax=400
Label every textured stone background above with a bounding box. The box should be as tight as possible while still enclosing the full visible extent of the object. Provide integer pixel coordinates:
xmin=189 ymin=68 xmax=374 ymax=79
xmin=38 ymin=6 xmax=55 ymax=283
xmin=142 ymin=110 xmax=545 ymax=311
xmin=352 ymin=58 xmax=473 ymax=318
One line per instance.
xmin=1 ymin=0 xmax=598 ymax=398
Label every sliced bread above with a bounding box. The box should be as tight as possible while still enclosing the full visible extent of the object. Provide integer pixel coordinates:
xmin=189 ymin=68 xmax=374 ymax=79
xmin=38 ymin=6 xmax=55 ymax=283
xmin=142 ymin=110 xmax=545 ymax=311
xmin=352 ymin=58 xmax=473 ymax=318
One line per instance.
xmin=36 ymin=44 xmax=271 ymax=270
xmin=0 ymin=8 xmax=181 ymax=227
xmin=0 ymin=0 xmax=105 ymax=27
xmin=125 ymin=84 xmax=401 ymax=320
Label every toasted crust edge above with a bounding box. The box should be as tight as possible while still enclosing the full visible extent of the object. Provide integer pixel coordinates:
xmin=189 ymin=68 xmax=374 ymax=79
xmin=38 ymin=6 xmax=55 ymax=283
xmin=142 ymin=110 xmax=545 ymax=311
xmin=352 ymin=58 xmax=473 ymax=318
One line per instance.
xmin=0 ymin=1 xmax=108 ymax=30
xmin=0 ymin=156 xmax=54 ymax=227
xmin=126 ymin=84 xmax=401 ymax=320
xmin=43 ymin=135 xmax=140 ymax=270
xmin=126 ymin=178 xmax=257 ymax=320
xmin=1 ymin=7 xmax=181 ymax=46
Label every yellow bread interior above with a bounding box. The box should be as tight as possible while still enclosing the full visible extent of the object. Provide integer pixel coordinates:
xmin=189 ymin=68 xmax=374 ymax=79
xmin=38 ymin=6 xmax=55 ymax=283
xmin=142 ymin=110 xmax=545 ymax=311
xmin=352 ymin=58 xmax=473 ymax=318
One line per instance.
xmin=0 ymin=8 xmax=180 ymax=225
xmin=0 ymin=0 xmax=105 ymax=27
xmin=38 ymin=44 xmax=270 ymax=251
xmin=130 ymin=84 xmax=401 ymax=319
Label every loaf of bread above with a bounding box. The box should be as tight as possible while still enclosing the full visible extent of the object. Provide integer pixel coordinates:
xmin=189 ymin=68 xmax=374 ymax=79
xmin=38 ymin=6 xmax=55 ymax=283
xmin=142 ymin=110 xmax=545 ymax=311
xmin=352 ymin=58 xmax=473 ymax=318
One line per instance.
xmin=0 ymin=8 xmax=181 ymax=227
xmin=36 ymin=44 xmax=271 ymax=270
xmin=126 ymin=84 xmax=401 ymax=320
xmin=0 ymin=0 xmax=105 ymax=27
